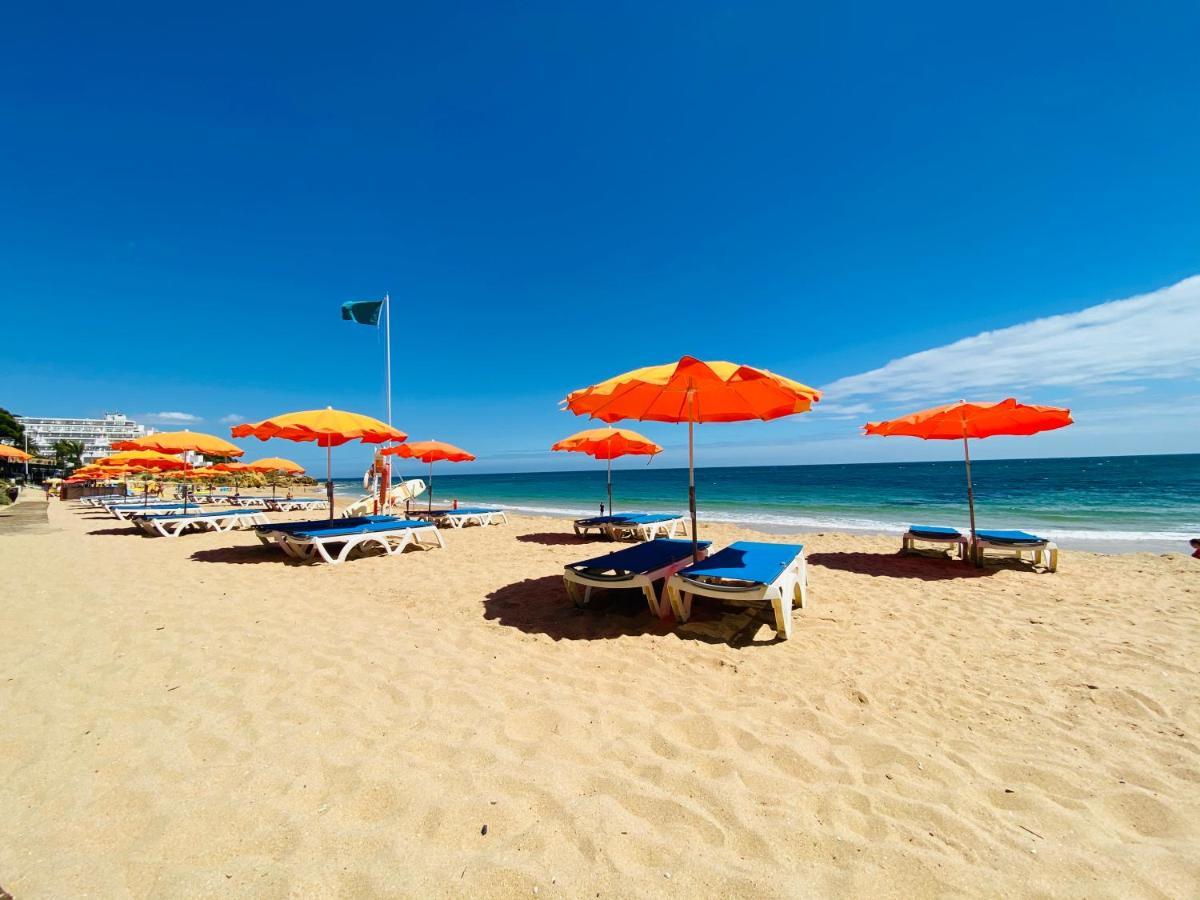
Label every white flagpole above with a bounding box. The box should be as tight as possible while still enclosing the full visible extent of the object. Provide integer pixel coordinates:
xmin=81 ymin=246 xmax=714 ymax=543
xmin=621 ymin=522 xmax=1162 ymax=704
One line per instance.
xmin=385 ymin=293 xmax=392 ymax=427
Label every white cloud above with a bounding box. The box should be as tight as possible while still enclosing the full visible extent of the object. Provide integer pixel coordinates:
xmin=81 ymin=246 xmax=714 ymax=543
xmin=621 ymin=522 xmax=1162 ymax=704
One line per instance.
xmin=220 ymin=413 xmax=244 ymax=424
xmin=824 ymin=275 xmax=1200 ymax=404
xmin=809 ymin=401 xmax=875 ymax=420
xmin=139 ymin=411 xmax=201 ymax=424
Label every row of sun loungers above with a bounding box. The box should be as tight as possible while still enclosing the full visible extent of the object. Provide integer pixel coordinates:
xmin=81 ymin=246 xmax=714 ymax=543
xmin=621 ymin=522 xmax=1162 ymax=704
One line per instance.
xmin=903 ymin=524 xmax=1058 ymax=572
xmin=407 ymin=507 xmax=509 ymax=528
xmin=255 ymin=516 xmax=445 ymax=564
xmin=563 ymin=538 xmax=809 ymax=639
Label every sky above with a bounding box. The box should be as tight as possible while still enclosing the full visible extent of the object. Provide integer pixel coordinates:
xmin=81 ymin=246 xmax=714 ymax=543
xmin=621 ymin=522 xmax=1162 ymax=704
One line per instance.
xmin=2 ymin=2 xmax=1198 ymax=476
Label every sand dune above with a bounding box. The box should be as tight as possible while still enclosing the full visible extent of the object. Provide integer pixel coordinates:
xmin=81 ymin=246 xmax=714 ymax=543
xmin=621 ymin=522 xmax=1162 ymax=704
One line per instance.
xmin=1 ymin=499 xmax=1197 ymax=897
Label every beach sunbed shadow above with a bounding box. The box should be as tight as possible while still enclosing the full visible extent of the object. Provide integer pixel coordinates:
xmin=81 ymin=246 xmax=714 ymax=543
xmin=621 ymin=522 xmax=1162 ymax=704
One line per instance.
xmin=189 ymin=544 xmax=301 ymax=565
xmin=808 ymin=551 xmax=997 ymax=580
xmin=515 ymin=532 xmax=601 ymax=546
xmin=85 ymin=526 xmax=144 ymax=536
xmin=484 ymin=575 xmax=787 ymax=646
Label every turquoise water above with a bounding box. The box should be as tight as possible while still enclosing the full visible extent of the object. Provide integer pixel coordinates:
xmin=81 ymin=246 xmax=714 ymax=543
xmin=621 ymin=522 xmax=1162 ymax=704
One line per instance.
xmin=336 ymin=453 xmax=1200 ymax=552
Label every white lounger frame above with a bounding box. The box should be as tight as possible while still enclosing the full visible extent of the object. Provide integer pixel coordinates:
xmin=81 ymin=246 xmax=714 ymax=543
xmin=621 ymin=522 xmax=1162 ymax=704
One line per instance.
xmin=973 ymin=537 xmax=1058 ymax=573
xmin=606 ymin=516 xmax=689 ymax=542
xmin=437 ymin=509 xmax=508 ymax=529
xmin=563 ymin=548 xmax=707 ymax=618
xmin=110 ymin=504 xmax=198 ymax=521
xmin=274 ymin=522 xmax=445 ymax=565
xmin=135 ymin=509 xmax=270 ymax=537
xmin=665 ymin=550 xmax=808 ymax=640
xmin=265 ymin=498 xmax=325 ymax=512
xmin=902 ymin=530 xmax=968 ymax=559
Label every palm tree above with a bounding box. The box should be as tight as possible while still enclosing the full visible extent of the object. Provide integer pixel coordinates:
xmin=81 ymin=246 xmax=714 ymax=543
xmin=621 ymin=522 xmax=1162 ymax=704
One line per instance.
xmin=52 ymin=439 xmax=85 ymax=471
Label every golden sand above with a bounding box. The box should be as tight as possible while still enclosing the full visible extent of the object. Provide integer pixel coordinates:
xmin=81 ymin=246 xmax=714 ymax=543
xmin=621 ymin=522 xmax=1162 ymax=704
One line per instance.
xmin=1 ymin=495 xmax=1198 ymax=897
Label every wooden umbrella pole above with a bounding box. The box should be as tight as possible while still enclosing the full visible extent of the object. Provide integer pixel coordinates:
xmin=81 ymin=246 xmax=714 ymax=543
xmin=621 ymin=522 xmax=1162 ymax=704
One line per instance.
xmin=428 ymin=458 xmax=434 ymax=512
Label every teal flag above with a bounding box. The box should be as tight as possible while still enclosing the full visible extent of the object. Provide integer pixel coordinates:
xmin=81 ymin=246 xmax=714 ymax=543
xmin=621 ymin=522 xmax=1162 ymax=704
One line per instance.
xmin=341 ymin=299 xmax=384 ymax=326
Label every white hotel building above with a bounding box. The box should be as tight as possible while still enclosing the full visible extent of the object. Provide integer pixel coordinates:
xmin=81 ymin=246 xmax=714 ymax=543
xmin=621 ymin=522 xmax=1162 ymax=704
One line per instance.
xmin=17 ymin=413 xmax=152 ymax=464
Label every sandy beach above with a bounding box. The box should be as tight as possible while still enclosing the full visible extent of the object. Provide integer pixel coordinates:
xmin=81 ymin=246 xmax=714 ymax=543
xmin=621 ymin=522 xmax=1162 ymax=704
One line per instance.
xmin=2 ymin=494 xmax=1198 ymax=897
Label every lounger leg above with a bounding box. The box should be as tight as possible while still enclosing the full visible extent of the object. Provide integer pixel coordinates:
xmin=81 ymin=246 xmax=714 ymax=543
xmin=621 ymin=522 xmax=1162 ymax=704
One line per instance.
xmin=667 ymin=582 xmax=692 ymax=623
xmin=1046 ymin=543 xmax=1058 ymax=573
xmin=642 ymin=584 xmax=662 ymax=618
xmin=770 ymin=586 xmax=793 ymax=640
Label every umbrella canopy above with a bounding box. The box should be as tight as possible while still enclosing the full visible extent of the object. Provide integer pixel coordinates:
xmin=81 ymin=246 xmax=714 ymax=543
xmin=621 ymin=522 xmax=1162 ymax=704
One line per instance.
xmin=244 ymin=457 xmax=305 ymax=474
xmin=231 ymin=408 xmax=406 ymax=518
xmin=0 ymin=444 xmax=33 ymax=461
xmin=565 ymin=356 xmax=821 ymax=558
xmin=97 ymin=450 xmax=188 ymax=470
xmin=112 ymin=430 xmax=245 ymax=458
xmin=381 ymin=441 xmax=475 ymax=511
xmin=243 ymin=456 xmax=306 ymax=498
xmin=551 ymin=427 xmax=662 ymax=516
xmin=865 ymin=399 xmax=1073 ymax=557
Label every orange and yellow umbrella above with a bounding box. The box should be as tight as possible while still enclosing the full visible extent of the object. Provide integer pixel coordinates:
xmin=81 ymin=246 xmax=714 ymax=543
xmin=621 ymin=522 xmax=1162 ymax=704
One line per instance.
xmin=865 ymin=399 xmax=1073 ymax=550
xmin=0 ymin=444 xmax=33 ymax=462
xmin=565 ymin=356 xmax=821 ymax=558
xmin=232 ymin=408 xmax=406 ymax=518
xmin=112 ymin=430 xmax=244 ymax=458
xmin=97 ymin=450 xmax=188 ymax=470
xmin=243 ymin=457 xmax=305 ymax=499
xmin=381 ymin=441 xmax=475 ymax=511
xmin=551 ymin=426 xmax=661 ymax=517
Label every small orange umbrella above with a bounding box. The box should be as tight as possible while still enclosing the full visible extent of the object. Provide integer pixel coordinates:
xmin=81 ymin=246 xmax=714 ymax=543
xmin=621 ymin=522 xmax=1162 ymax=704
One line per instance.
xmin=381 ymin=441 xmax=475 ymax=511
xmin=0 ymin=444 xmax=33 ymax=462
xmin=243 ymin=457 xmax=305 ymax=499
xmin=232 ymin=408 xmax=406 ymax=518
xmin=865 ymin=399 xmax=1073 ymax=552
xmin=97 ymin=450 xmax=188 ymax=470
xmin=551 ymin=427 xmax=661 ymax=517
xmin=565 ymin=356 xmax=821 ymax=559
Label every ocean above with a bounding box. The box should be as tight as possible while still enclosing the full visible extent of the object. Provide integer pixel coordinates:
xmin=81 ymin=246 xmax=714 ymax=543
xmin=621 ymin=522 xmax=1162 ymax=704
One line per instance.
xmin=334 ymin=453 xmax=1200 ymax=553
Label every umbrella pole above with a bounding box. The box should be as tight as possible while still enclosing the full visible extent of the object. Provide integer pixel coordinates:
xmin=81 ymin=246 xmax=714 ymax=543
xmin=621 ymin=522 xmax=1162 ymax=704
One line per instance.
xmin=962 ymin=433 xmax=978 ymax=565
xmin=607 ymin=455 xmax=613 ymax=517
xmin=428 ymin=459 xmax=434 ymax=512
xmin=326 ymin=443 xmax=334 ymax=520
xmin=688 ymin=392 xmax=698 ymax=562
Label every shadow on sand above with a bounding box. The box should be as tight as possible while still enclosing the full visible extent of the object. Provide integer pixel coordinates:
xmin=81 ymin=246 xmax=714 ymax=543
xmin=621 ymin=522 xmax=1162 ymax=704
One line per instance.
xmin=189 ymin=544 xmax=300 ymax=565
xmin=808 ymin=551 xmax=998 ymax=580
xmin=515 ymin=532 xmax=601 ymax=546
xmin=85 ymin=525 xmax=144 ymax=537
xmin=484 ymin=574 xmax=786 ymax=646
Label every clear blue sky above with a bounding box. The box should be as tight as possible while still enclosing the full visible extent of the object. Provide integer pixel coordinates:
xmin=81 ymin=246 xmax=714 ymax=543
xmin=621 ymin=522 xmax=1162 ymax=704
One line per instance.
xmin=3 ymin=2 xmax=1198 ymax=475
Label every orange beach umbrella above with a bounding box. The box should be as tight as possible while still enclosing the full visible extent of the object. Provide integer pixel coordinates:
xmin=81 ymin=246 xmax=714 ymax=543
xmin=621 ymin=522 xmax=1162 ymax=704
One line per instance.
xmin=0 ymin=444 xmax=33 ymax=462
xmin=381 ymin=441 xmax=475 ymax=511
xmin=551 ymin=426 xmax=662 ymax=517
xmin=243 ymin=457 xmax=306 ymax=499
xmin=864 ymin=399 xmax=1072 ymax=551
xmin=112 ymin=431 xmax=244 ymax=512
xmin=232 ymin=408 xmax=406 ymax=518
xmin=565 ymin=356 xmax=821 ymax=559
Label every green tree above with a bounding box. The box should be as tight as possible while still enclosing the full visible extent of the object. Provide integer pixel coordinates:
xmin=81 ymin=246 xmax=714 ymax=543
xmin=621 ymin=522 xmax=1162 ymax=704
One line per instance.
xmin=52 ymin=439 xmax=85 ymax=470
xmin=0 ymin=407 xmax=25 ymax=445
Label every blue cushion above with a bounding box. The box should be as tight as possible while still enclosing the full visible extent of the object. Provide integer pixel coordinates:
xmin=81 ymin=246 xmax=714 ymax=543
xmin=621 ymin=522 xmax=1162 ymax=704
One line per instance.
xmin=678 ymin=541 xmax=804 ymax=585
xmin=614 ymin=513 xmax=680 ymax=525
xmin=976 ymin=529 xmax=1045 ymax=544
xmin=288 ymin=519 xmax=432 ymax=539
xmin=908 ymin=525 xmax=962 ymax=538
xmin=569 ymin=538 xmax=712 ymax=574
xmin=575 ymin=514 xmax=641 ymax=526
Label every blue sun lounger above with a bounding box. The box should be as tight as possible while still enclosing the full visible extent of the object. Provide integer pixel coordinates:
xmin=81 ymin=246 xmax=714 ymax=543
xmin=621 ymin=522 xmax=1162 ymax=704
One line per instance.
xmin=273 ymin=518 xmax=444 ymax=565
xmin=414 ymin=507 xmax=509 ymax=528
xmin=255 ymin=515 xmax=393 ymax=542
xmin=902 ymin=525 xmax=968 ymax=559
xmin=973 ymin=529 xmax=1058 ymax=572
xmin=573 ymin=514 xmax=643 ymax=537
xmin=109 ymin=503 xmax=199 ymax=520
xmin=666 ymin=541 xmax=808 ymax=639
xmin=605 ymin=513 xmax=690 ymax=542
xmin=563 ymin=538 xmax=712 ymax=617
xmin=134 ymin=507 xmax=271 ymax=537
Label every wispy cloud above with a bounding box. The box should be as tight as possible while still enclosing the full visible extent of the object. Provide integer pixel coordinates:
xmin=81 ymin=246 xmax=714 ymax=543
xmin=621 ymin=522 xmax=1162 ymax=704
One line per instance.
xmin=139 ymin=411 xmax=201 ymax=424
xmin=220 ymin=413 xmax=244 ymax=424
xmin=824 ymin=275 xmax=1200 ymax=404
